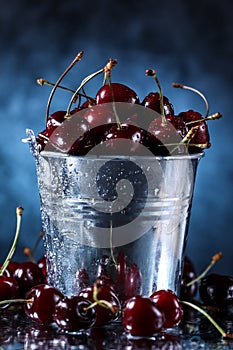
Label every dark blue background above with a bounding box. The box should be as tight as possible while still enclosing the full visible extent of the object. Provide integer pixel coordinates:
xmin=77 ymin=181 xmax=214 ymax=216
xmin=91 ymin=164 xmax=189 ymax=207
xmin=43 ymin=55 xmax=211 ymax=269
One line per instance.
xmin=0 ymin=0 xmax=232 ymax=276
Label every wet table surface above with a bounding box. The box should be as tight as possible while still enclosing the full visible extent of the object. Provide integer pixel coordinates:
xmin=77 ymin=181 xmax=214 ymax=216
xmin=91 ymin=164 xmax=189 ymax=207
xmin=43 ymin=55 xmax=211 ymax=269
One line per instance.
xmin=0 ymin=306 xmax=233 ymax=349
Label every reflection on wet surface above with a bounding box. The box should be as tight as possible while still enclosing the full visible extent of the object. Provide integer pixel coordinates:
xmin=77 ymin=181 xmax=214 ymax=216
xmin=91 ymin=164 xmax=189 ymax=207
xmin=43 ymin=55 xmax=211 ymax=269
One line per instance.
xmin=0 ymin=306 xmax=232 ymax=349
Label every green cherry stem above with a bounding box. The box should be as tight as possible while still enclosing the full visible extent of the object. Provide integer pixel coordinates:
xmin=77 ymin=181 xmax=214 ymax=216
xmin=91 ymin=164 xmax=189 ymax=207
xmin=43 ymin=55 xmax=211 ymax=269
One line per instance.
xmin=180 ymin=300 xmax=233 ymax=339
xmin=185 ymin=112 xmax=223 ymax=125
xmin=0 ymin=206 xmax=24 ymax=276
xmin=0 ymin=298 xmax=32 ymax=306
xmin=65 ymin=58 xmax=117 ymax=118
xmin=45 ymin=51 xmax=84 ymax=124
xmin=146 ymin=69 xmax=167 ymax=126
xmin=37 ymin=78 xmax=94 ymax=101
xmin=172 ymin=82 xmax=209 ymax=117
xmin=170 ymin=126 xmax=199 ymax=154
xmin=187 ymin=252 xmax=223 ymax=287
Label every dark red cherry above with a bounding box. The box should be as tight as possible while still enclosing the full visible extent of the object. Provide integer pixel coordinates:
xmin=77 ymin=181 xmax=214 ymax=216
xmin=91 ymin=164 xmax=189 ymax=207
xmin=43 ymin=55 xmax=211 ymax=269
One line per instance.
xmin=69 ymin=123 xmax=115 ymax=156
xmin=96 ymin=83 xmax=139 ymax=105
xmin=79 ymin=283 xmax=120 ymax=326
xmin=46 ymin=110 xmax=66 ymax=131
xmin=142 ymin=92 xmax=174 ymax=116
xmin=12 ymin=261 xmax=45 ymax=297
xmin=7 ymin=261 xmax=21 ymax=276
xmin=150 ymin=289 xmax=183 ymax=328
xmin=147 ymin=115 xmax=187 ymax=155
xmin=0 ymin=276 xmax=20 ymax=309
xmin=179 ymin=110 xmax=210 ymax=150
xmin=180 ymin=256 xmax=198 ymax=300
xmin=102 ymin=122 xmax=147 ymax=155
xmin=199 ymin=274 xmax=233 ymax=307
xmin=124 ymin=263 xmax=142 ymax=300
xmin=123 ymin=295 xmax=165 ymax=336
xmin=48 ymin=116 xmax=90 ymax=154
xmin=84 ymin=104 xmax=116 ymax=128
xmin=54 ymin=295 xmax=96 ymax=332
xmin=24 ymin=284 xmax=64 ymax=325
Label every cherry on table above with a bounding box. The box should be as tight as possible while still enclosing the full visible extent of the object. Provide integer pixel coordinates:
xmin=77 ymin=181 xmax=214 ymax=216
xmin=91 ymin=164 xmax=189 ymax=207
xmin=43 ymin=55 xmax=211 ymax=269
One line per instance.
xmin=54 ymin=295 xmax=96 ymax=332
xmin=12 ymin=261 xmax=45 ymax=297
xmin=180 ymin=256 xmax=198 ymax=300
xmin=150 ymin=289 xmax=183 ymax=328
xmin=79 ymin=282 xmax=121 ymax=326
xmin=0 ymin=276 xmax=20 ymax=309
xmin=24 ymin=284 xmax=64 ymax=325
xmin=123 ymin=295 xmax=165 ymax=337
xmin=199 ymin=273 xmax=233 ymax=308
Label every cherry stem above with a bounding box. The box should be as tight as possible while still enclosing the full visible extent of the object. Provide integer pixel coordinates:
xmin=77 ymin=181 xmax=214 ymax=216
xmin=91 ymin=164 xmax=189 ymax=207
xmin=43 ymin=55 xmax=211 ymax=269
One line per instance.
xmin=172 ymin=82 xmax=209 ymax=117
xmin=0 ymin=206 xmax=23 ymax=276
xmin=146 ymin=69 xmax=166 ymax=125
xmin=170 ymin=126 xmax=199 ymax=154
xmin=37 ymin=78 xmax=93 ymax=101
xmin=185 ymin=112 xmax=223 ymax=125
xmin=65 ymin=58 xmax=117 ymax=118
xmin=105 ymin=76 xmax=122 ymax=129
xmin=187 ymin=252 xmax=223 ymax=287
xmin=180 ymin=300 xmax=233 ymax=339
xmin=88 ymin=282 xmax=116 ymax=314
xmin=24 ymin=247 xmax=37 ymax=263
xmin=45 ymin=51 xmax=84 ymax=124
xmin=0 ymin=298 xmax=32 ymax=306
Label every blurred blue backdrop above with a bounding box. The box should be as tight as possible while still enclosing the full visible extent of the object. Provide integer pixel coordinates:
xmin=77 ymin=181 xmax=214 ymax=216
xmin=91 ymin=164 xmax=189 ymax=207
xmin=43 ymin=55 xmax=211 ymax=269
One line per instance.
xmin=0 ymin=0 xmax=232 ymax=276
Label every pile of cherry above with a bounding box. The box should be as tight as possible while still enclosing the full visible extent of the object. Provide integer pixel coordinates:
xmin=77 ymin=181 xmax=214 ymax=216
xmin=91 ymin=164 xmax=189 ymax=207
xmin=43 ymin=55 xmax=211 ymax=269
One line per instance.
xmin=0 ymin=244 xmax=233 ymax=336
xmin=36 ymin=53 xmax=222 ymax=156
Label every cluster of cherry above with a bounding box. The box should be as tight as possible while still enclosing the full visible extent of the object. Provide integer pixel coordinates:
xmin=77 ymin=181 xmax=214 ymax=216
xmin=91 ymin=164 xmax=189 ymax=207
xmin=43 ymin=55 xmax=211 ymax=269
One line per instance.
xmin=0 ymin=237 xmax=232 ymax=337
xmin=36 ymin=53 xmax=222 ymax=157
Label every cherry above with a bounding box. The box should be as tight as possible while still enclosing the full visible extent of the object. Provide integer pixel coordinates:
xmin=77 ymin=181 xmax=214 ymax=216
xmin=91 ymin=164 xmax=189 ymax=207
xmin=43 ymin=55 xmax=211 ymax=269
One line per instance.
xmin=102 ymin=122 xmax=147 ymax=155
xmin=46 ymin=110 xmax=66 ymax=131
xmin=123 ymin=295 xmax=165 ymax=336
xmin=84 ymin=104 xmax=116 ymax=128
xmin=180 ymin=256 xmax=198 ymax=300
xmin=68 ymin=123 xmax=115 ymax=156
xmin=142 ymin=92 xmax=174 ymax=116
xmin=147 ymin=115 xmax=187 ymax=156
xmin=150 ymin=289 xmax=183 ymax=328
xmin=47 ymin=115 xmax=90 ymax=154
xmin=199 ymin=274 xmax=233 ymax=308
xmin=24 ymin=284 xmax=64 ymax=325
xmin=12 ymin=261 xmax=45 ymax=297
xmin=96 ymin=83 xmax=139 ymax=105
xmin=79 ymin=282 xmax=121 ymax=326
xmin=54 ymin=295 xmax=96 ymax=332
xmin=179 ymin=110 xmax=210 ymax=150
xmin=0 ymin=276 xmax=20 ymax=309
